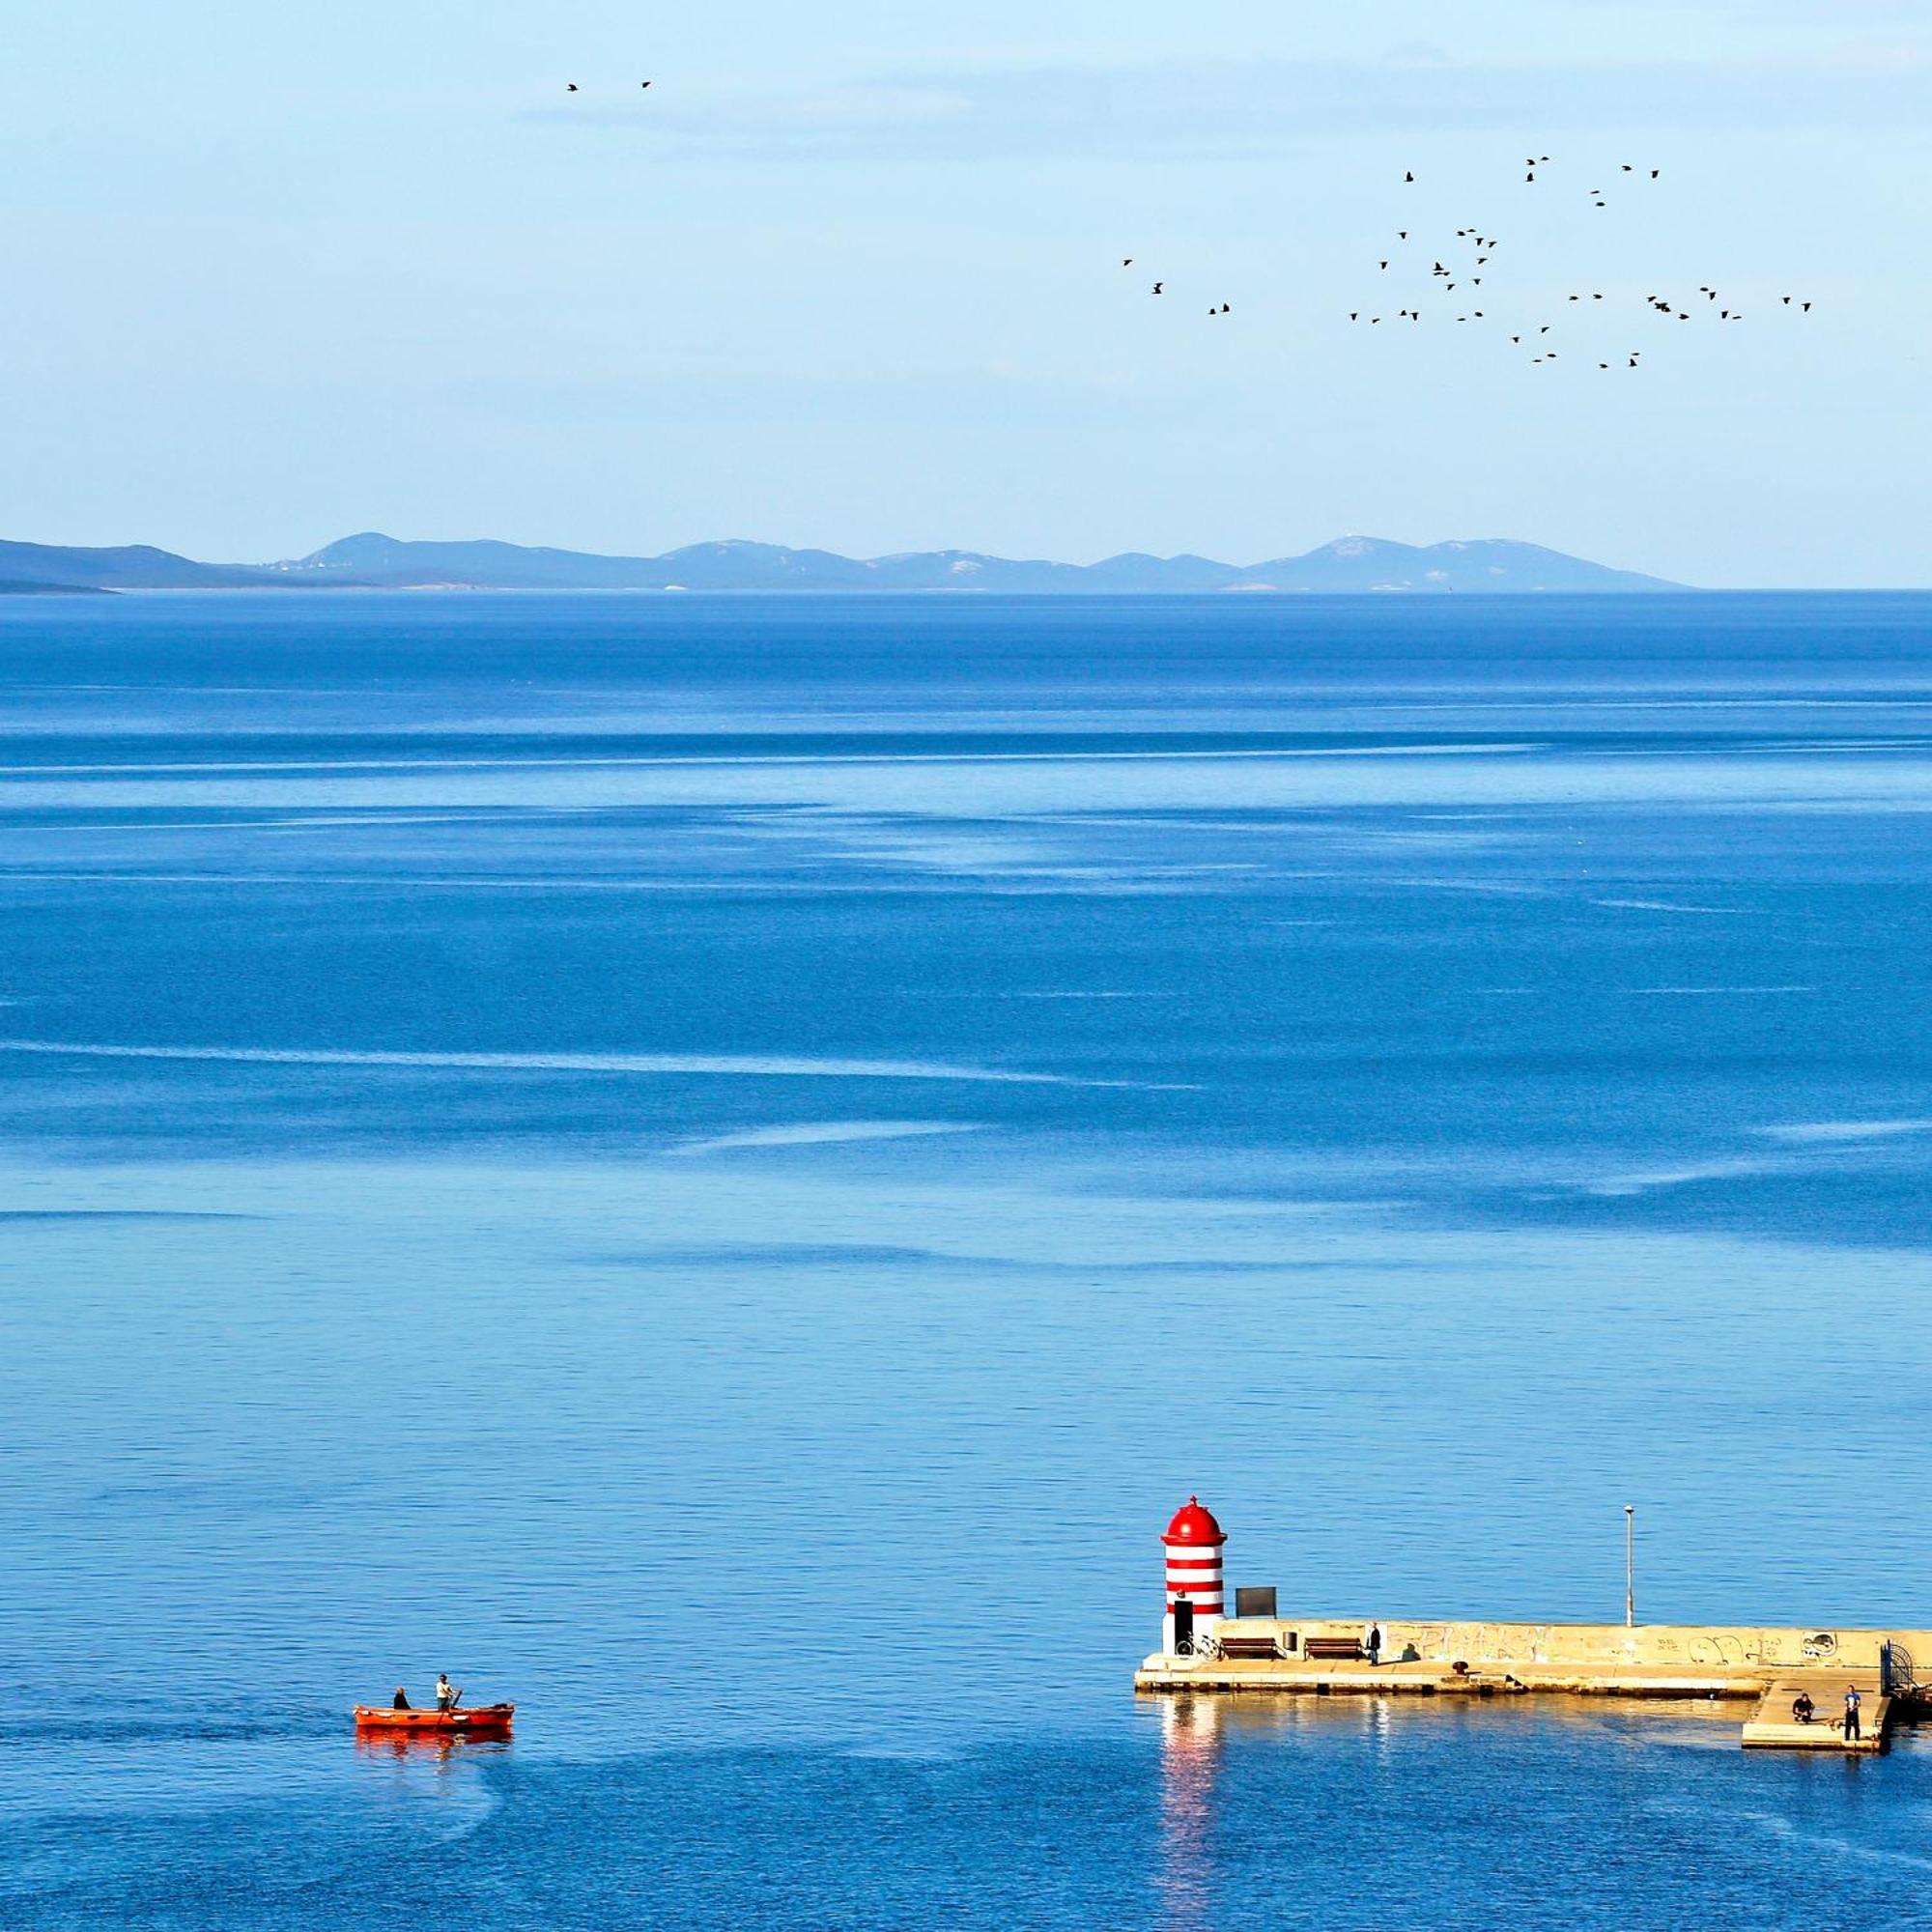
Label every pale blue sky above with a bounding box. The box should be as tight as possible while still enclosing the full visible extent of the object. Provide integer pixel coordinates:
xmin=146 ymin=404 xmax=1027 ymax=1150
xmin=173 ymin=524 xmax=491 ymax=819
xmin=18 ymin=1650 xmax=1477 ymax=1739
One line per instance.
xmin=2 ymin=1 xmax=1926 ymax=582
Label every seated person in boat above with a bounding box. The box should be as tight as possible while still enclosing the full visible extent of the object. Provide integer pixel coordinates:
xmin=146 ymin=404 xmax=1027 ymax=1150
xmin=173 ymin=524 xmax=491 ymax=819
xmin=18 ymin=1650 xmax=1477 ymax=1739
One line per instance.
xmin=436 ymin=1673 xmax=459 ymax=1712
xmin=392 ymin=1686 xmax=412 ymax=1711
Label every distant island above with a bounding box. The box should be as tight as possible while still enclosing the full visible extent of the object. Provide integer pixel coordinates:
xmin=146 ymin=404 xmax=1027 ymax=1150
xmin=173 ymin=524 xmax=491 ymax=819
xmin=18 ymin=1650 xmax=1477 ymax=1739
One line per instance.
xmin=0 ymin=531 xmax=1685 ymax=596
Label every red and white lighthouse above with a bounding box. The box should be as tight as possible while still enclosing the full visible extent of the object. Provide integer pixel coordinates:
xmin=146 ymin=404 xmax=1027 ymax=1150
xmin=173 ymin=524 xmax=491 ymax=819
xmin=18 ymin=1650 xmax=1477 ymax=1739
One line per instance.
xmin=1161 ymin=1495 xmax=1227 ymax=1655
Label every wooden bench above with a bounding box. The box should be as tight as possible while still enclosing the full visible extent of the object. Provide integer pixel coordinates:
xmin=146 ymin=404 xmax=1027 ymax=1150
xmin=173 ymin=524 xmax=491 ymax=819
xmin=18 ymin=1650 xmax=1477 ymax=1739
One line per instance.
xmin=1303 ymin=1636 xmax=1368 ymax=1662
xmin=1216 ymin=1634 xmax=1288 ymax=1660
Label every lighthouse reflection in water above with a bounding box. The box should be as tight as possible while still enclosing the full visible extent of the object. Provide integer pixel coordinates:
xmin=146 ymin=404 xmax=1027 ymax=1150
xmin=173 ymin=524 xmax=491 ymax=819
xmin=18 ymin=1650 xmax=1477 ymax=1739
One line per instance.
xmin=1157 ymin=1696 xmax=1223 ymax=1932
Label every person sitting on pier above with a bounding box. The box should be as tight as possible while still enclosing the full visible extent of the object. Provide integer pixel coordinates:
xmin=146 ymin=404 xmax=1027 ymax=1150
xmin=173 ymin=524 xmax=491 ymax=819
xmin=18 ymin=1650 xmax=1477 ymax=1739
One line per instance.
xmin=392 ymin=1686 xmax=412 ymax=1711
xmin=1843 ymin=1689 xmax=1861 ymax=1741
xmin=1790 ymin=1691 xmax=1814 ymax=1724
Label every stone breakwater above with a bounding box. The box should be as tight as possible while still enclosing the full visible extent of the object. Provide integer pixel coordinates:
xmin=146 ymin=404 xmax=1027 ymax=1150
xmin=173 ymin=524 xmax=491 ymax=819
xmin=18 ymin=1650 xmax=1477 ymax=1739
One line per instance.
xmin=1136 ymin=1620 xmax=1929 ymax=1751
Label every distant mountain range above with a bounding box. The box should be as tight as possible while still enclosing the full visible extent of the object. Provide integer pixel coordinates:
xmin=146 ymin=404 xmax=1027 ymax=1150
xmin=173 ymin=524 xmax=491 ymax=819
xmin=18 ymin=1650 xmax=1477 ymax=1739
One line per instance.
xmin=0 ymin=540 xmax=269 ymax=595
xmin=0 ymin=531 xmax=1685 ymax=595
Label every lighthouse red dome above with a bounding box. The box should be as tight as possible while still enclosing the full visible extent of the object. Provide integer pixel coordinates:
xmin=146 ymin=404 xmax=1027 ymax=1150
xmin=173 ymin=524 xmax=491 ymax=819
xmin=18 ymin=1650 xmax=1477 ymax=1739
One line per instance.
xmin=1162 ymin=1496 xmax=1226 ymax=1548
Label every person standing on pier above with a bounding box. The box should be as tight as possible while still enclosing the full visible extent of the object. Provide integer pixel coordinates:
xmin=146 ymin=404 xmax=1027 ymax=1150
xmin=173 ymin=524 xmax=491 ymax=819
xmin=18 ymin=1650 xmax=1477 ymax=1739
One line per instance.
xmin=1843 ymin=1688 xmax=1862 ymax=1741
xmin=1366 ymin=1625 xmax=1383 ymax=1668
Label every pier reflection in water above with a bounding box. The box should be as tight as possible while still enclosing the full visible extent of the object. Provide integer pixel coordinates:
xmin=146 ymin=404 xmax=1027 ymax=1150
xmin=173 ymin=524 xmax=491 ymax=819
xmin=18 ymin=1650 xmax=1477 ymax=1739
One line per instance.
xmin=1145 ymin=1690 xmax=1847 ymax=1927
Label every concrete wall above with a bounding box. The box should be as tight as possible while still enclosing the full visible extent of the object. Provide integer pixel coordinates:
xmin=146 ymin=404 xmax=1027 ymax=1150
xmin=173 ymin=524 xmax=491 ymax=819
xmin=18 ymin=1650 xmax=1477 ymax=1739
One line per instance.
xmin=1223 ymin=1618 xmax=1932 ymax=1678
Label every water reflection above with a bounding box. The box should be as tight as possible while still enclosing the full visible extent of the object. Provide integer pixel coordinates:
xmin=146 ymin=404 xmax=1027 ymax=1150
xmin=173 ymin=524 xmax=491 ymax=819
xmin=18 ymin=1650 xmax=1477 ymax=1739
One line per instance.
xmin=1157 ymin=1697 xmax=1223 ymax=1931
xmin=354 ymin=1731 xmax=512 ymax=1777
xmin=357 ymin=1733 xmax=463 ymax=1764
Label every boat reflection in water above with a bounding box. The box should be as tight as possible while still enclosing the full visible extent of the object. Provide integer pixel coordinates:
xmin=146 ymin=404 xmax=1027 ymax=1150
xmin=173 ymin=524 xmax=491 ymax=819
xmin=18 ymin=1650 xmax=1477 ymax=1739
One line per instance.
xmin=354 ymin=1729 xmax=513 ymax=1771
xmin=1158 ymin=1696 xmax=1224 ymax=1932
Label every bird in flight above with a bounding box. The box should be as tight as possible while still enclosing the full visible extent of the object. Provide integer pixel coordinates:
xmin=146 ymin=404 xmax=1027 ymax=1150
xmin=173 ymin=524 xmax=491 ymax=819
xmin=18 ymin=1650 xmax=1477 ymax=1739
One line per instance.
xmin=1151 ymin=282 xmax=1164 ymax=295
xmin=640 ymin=80 xmax=652 ymax=88
xmin=1404 ymin=171 xmax=1415 ymax=184
xmin=566 ymin=82 xmax=580 ymax=92
xmin=1122 ymin=258 xmax=1133 ymax=267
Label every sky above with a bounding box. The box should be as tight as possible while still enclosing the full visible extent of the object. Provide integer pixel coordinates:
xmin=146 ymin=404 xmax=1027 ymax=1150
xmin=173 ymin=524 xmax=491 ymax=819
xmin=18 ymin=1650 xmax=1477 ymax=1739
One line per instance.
xmin=0 ymin=1 xmax=1926 ymax=584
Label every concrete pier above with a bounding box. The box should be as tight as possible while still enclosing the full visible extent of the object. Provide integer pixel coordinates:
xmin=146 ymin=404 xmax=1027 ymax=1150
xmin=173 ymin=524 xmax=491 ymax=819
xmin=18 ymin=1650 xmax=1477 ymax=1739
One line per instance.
xmin=1137 ymin=1618 xmax=1927 ymax=1750
xmin=1741 ymin=1670 xmax=1887 ymax=1752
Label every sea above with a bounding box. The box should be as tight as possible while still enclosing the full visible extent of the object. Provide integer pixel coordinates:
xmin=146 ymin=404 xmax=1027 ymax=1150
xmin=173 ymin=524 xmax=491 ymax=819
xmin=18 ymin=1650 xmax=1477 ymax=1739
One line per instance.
xmin=3 ymin=589 xmax=1932 ymax=1928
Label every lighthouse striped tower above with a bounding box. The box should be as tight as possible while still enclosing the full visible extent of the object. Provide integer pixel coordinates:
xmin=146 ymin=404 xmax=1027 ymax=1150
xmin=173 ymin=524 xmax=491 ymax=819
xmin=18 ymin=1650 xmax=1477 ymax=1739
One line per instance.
xmin=1161 ymin=1495 xmax=1227 ymax=1656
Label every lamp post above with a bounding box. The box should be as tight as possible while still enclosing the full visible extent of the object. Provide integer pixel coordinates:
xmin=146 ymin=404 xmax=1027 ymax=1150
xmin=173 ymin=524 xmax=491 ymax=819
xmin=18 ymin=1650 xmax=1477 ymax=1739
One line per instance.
xmin=1624 ymin=1504 xmax=1635 ymax=1629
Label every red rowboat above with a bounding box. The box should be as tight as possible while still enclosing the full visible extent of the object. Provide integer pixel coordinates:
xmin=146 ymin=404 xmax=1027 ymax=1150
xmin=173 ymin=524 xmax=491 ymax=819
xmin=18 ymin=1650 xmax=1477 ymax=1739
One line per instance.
xmin=354 ymin=1703 xmax=514 ymax=1733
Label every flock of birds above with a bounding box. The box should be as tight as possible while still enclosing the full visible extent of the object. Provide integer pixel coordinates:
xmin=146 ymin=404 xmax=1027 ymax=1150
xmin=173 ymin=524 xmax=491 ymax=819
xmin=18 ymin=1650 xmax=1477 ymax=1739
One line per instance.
xmin=557 ymin=89 xmax=1818 ymax=373
xmin=1123 ymin=157 xmax=1816 ymax=369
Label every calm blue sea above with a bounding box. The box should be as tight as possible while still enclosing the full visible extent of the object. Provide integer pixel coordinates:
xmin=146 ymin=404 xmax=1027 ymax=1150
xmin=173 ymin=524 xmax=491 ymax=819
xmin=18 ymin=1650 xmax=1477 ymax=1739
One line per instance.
xmin=4 ymin=590 xmax=1932 ymax=1927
